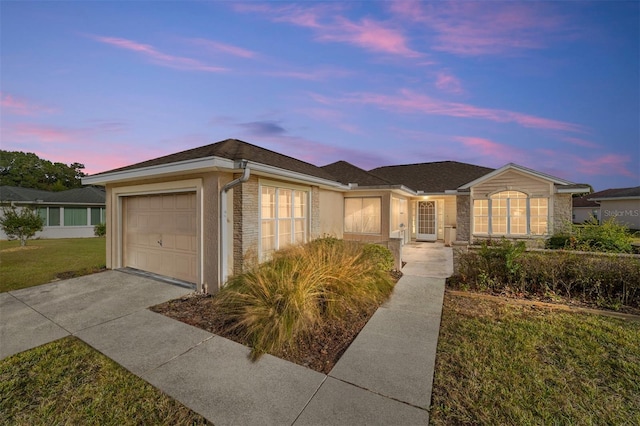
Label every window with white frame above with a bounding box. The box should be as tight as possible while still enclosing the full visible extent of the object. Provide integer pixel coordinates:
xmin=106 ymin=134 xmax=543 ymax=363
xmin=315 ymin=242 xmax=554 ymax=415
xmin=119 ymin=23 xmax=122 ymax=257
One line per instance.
xmin=260 ymin=185 xmax=308 ymax=259
xmin=344 ymin=197 xmax=381 ymax=234
xmin=473 ymin=191 xmax=548 ymax=236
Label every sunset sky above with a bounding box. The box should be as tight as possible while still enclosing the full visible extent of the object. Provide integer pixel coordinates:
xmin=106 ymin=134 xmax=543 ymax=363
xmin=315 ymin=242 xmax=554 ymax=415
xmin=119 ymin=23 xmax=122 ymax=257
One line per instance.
xmin=1 ymin=1 xmax=638 ymax=191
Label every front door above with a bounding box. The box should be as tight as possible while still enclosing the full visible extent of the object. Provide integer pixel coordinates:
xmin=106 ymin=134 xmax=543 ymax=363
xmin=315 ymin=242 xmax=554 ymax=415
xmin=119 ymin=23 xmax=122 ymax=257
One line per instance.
xmin=417 ymin=201 xmax=437 ymax=241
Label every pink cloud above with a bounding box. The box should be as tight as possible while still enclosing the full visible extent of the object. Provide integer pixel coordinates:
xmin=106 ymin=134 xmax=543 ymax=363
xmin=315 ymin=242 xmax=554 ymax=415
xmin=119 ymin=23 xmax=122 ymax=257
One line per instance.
xmin=235 ymin=3 xmax=420 ymax=58
xmin=561 ymin=136 xmax=601 ymax=149
xmin=435 ymin=71 xmax=464 ymax=94
xmin=188 ymin=38 xmax=257 ymax=58
xmin=11 ymin=123 xmax=84 ymax=142
xmin=1 ymin=92 xmax=55 ymax=116
xmin=573 ymin=154 xmax=638 ymax=178
xmin=319 ymin=17 xmax=421 ymax=58
xmin=336 ymin=89 xmax=587 ymax=133
xmin=263 ymin=67 xmax=352 ymax=81
xmin=91 ymin=35 xmax=228 ymax=72
xmin=453 ymin=136 xmax=525 ymax=164
xmin=390 ymin=0 xmax=571 ymax=56
xmin=299 ymin=107 xmax=363 ymax=135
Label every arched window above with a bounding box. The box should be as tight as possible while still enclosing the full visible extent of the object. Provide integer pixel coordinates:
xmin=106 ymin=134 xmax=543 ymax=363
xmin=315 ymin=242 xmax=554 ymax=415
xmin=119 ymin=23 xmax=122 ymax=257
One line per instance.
xmin=473 ymin=191 xmax=548 ymax=236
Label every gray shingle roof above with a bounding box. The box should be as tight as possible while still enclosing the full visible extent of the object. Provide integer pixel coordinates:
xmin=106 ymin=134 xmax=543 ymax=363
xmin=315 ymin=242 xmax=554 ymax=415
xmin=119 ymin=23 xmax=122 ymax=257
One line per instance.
xmin=369 ymin=161 xmax=495 ymax=193
xmin=0 ymin=186 xmax=52 ymax=202
xmin=94 ymin=138 xmax=337 ymax=181
xmin=0 ymin=186 xmax=105 ymax=204
xmin=321 ymin=161 xmax=393 ymax=186
xmin=589 ymin=186 xmax=640 ymax=200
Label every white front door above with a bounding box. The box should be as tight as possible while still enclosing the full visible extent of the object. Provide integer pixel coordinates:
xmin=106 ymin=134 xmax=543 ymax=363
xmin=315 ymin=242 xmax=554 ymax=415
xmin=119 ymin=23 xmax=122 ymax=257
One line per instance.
xmin=417 ymin=201 xmax=437 ymax=241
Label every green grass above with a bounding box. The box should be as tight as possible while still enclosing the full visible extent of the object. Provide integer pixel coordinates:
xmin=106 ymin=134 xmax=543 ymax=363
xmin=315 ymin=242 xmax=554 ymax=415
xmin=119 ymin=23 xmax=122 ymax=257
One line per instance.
xmin=0 ymin=337 xmax=207 ymax=425
xmin=0 ymin=238 xmax=106 ymax=292
xmin=430 ymin=293 xmax=640 ymax=425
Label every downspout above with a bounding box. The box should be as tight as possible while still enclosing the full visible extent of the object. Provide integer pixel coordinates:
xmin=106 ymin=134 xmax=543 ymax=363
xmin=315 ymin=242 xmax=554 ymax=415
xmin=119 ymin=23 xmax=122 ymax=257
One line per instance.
xmin=219 ymin=160 xmax=250 ymax=289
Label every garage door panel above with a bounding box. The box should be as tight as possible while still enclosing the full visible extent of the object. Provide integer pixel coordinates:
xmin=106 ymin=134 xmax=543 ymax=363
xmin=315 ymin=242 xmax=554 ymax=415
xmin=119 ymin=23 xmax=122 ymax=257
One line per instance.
xmin=124 ymin=192 xmax=197 ymax=283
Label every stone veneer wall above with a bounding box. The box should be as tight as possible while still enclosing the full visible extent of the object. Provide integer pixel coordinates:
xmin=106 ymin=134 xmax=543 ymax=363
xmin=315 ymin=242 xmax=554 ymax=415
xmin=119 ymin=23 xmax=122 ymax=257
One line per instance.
xmin=311 ymin=186 xmax=320 ymax=239
xmin=456 ymin=194 xmax=471 ymax=243
xmin=233 ymin=175 xmax=259 ymax=275
xmin=553 ymin=193 xmax=572 ymax=235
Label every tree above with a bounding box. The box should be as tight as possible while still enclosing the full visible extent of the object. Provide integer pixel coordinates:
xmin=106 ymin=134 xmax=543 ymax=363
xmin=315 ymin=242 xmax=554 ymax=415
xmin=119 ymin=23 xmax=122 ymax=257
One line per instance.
xmin=0 ymin=150 xmax=86 ymax=191
xmin=0 ymin=206 xmax=45 ymax=246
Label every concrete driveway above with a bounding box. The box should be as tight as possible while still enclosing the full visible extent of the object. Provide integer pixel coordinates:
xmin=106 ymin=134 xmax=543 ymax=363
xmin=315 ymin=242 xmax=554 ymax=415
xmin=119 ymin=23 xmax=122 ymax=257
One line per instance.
xmin=0 ymin=270 xmax=190 ymax=359
xmin=1 ymin=243 xmax=448 ymax=425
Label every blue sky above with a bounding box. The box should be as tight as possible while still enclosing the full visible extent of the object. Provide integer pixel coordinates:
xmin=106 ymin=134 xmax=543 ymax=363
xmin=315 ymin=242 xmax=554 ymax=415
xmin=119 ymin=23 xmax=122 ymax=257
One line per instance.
xmin=1 ymin=1 xmax=638 ymax=191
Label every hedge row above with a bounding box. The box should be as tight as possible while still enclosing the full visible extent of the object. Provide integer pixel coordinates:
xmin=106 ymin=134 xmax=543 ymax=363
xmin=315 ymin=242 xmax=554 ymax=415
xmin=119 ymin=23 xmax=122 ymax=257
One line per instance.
xmin=451 ymin=240 xmax=640 ymax=310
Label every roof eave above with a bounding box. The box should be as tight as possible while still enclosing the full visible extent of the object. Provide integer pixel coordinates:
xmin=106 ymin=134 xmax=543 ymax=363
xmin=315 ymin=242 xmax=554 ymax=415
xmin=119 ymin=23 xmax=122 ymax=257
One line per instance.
xmin=82 ymin=156 xmax=236 ymax=185
xmin=557 ymin=186 xmax=592 ymax=194
xmin=249 ymin=162 xmax=348 ymax=190
xmin=589 ymin=196 xmax=640 ymax=201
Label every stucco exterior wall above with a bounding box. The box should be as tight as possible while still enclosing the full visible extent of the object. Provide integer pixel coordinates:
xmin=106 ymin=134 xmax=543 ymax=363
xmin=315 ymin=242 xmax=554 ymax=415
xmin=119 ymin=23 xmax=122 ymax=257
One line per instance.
xmin=573 ymin=206 xmax=599 ymax=224
xmin=105 ymin=171 xmax=225 ymax=293
xmin=318 ymin=189 xmax=344 ymax=238
xmin=600 ymin=199 xmax=640 ymax=229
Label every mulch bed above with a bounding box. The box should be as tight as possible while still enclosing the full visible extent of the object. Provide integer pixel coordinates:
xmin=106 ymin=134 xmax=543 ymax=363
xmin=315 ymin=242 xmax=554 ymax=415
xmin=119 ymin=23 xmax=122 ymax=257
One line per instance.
xmin=150 ymin=270 xmax=402 ymax=374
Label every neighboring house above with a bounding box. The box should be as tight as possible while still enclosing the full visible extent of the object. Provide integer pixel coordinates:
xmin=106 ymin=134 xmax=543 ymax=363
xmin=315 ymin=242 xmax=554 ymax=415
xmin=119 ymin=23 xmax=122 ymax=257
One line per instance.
xmin=82 ymin=138 xmax=590 ymax=291
xmin=0 ymin=186 xmax=106 ymax=239
xmin=574 ymin=186 xmax=640 ymax=230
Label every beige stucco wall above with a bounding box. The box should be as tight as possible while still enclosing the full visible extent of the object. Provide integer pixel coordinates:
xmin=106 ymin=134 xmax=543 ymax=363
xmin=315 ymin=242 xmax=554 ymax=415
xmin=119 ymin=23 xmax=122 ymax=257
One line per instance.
xmin=104 ymin=171 xmax=231 ymax=293
xmin=600 ymin=199 xmax=640 ymax=229
xmin=319 ymin=189 xmax=344 ymax=238
xmin=573 ymin=206 xmax=599 ymax=224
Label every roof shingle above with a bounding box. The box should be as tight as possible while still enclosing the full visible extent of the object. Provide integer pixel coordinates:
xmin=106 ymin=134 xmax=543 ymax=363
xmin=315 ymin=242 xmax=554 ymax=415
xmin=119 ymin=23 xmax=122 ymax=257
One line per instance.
xmin=94 ymin=138 xmax=337 ymax=181
xmin=369 ymin=161 xmax=494 ymax=193
xmin=321 ymin=161 xmax=393 ymax=186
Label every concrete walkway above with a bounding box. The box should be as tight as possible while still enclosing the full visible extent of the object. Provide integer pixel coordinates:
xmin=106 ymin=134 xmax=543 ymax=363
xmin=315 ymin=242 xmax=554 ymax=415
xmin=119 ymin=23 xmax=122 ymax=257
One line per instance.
xmin=0 ymin=242 xmax=450 ymax=425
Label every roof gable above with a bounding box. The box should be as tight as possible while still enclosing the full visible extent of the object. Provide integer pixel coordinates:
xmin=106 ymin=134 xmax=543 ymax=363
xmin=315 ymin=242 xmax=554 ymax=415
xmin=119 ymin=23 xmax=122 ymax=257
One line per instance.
xmin=458 ymin=163 xmax=577 ymax=190
xmin=369 ymin=161 xmax=494 ymax=193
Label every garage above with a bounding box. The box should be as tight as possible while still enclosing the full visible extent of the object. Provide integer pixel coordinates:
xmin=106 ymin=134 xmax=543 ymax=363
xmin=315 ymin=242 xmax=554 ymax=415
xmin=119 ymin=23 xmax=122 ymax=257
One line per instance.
xmin=123 ymin=192 xmax=197 ymax=283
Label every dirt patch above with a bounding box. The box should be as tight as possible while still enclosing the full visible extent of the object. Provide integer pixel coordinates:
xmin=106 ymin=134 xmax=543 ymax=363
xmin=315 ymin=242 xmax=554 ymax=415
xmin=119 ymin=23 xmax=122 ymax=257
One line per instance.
xmin=151 ymin=270 xmax=403 ymax=374
xmin=151 ymin=294 xmax=378 ymax=374
xmin=1 ymin=245 xmax=41 ymax=253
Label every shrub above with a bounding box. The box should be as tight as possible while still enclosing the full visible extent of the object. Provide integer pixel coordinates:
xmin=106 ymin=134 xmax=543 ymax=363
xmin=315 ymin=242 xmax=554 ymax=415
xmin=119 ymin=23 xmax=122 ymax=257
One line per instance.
xmin=0 ymin=206 xmax=44 ymax=246
xmin=451 ymin=248 xmax=640 ymax=310
xmin=547 ymin=219 xmax=633 ymax=253
xmin=94 ymin=222 xmax=106 ymax=237
xmin=213 ymin=238 xmax=395 ymax=358
xmin=361 ymin=243 xmax=395 ymax=271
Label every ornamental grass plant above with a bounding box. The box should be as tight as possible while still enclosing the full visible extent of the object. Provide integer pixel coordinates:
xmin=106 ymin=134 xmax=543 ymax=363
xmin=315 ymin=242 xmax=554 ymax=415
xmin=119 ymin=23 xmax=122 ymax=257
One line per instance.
xmin=213 ymin=238 xmax=395 ymax=359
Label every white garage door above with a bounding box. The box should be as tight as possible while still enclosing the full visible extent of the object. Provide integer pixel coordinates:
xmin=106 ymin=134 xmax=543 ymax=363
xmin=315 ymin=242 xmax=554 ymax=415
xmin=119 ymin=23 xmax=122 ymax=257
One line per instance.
xmin=124 ymin=192 xmax=197 ymax=283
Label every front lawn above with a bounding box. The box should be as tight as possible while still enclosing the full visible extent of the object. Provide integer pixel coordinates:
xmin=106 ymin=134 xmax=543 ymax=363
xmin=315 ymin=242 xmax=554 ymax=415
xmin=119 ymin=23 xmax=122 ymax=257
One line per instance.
xmin=0 ymin=337 xmax=206 ymax=425
xmin=430 ymin=292 xmax=640 ymax=424
xmin=0 ymin=238 xmax=106 ymax=292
